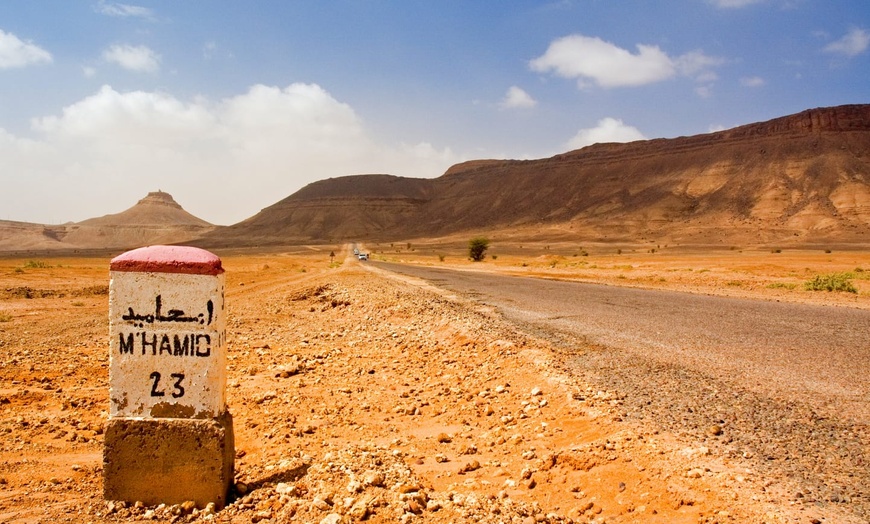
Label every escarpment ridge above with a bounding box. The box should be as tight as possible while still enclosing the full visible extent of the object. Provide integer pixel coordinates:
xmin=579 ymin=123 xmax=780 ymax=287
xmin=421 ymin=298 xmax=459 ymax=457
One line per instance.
xmin=204 ymin=104 xmax=870 ymax=248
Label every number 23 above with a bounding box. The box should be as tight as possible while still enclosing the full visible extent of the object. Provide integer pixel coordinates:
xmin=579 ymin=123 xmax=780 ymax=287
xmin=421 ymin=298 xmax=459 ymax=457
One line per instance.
xmin=149 ymin=371 xmax=185 ymax=398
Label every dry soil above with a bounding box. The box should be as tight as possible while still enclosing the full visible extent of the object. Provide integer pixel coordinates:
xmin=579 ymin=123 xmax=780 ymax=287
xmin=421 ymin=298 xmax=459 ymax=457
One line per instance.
xmin=0 ymin=248 xmax=866 ymax=523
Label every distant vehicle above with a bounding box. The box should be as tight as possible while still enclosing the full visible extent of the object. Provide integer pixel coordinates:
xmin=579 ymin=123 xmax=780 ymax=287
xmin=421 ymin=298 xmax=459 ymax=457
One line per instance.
xmin=358 ymin=253 xmax=368 ymax=261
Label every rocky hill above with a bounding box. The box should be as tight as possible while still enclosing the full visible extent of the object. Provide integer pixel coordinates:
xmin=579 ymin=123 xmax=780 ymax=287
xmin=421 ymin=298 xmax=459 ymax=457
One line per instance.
xmin=202 ymin=104 xmax=870 ymax=248
xmin=0 ymin=191 xmax=215 ymax=253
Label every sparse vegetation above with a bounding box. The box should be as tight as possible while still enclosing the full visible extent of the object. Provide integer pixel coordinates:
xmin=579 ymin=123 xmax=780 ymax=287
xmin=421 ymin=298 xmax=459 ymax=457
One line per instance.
xmin=438 ymin=254 xmax=446 ymax=262
xmin=23 ymin=260 xmax=50 ymax=269
xmin=468 ymin=237 xmax=490 ymax=262
xmin=13 ymin=267 xmax=24 ymax=274
xmin=767 ymin=282 xmax=797 ymax=290
xmin=771 ymin=249 xmax=782 ymax=254
xmin=0 ymin=313 xmax=11 ymax=322
xmin=491 ymin=254 xmax=498 ymax=260
xmin=803 ymin=273 xmax=857 ymax=293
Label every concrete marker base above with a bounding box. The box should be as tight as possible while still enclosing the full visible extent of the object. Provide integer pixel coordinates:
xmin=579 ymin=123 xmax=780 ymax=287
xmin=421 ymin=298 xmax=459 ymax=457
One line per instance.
xmin=102 ymin=411 xmax=234 ymax=509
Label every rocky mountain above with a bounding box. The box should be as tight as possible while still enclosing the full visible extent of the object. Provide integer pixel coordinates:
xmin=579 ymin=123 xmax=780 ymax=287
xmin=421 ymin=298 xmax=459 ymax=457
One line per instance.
xmin=201 ymin=104 xmax=870 ymax=248
xmin=0 ymin=191 xmax=215 ymax=253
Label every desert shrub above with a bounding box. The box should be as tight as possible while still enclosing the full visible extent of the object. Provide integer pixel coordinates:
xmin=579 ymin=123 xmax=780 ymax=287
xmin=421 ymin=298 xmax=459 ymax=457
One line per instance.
xmin=771 ymin=249 xmax=782 ymax=254
xmin=0 ymin=313 xmax=11 ymax=322
xmin=438 ymin=254 xmax=445 ymax=262
xmin=803 ymin=273 xmax=857 ymax=293
xmin=24 ymin=260 xmax=50 ymax=268
xmin=468 ymin=237 xmax=489 ymax=262
xmin=491 ymin=255 xmax=498 ymax=260
xmin=767 ymin=282 xmax=797 ymax=290
xmin=13 ymin=267 xmax=24 ymax=274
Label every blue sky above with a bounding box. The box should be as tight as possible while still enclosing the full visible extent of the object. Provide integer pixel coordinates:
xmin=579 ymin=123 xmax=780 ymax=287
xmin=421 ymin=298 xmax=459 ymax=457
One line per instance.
xmin=1 ymin=1 xmax=868 ymax=225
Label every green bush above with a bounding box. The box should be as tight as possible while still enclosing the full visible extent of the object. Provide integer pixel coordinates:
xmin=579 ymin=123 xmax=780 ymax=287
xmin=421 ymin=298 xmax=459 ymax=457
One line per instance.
xmin=803 ymin=273 xmax=857 ymax=293
xmin=468 ymin=237 xmax=489 ymax=262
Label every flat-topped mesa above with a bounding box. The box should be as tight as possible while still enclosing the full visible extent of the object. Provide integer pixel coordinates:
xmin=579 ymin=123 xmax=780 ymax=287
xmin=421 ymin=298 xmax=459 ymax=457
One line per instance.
xmin=137 ymin=190 xmax=184 ymax=209
xmin=78 ymin=191 xmax=213 ymax=228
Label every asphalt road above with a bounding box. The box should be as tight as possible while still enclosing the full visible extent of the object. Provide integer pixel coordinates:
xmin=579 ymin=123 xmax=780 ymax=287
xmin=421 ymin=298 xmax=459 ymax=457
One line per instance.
xmin=371 ymin=261 xmax=870 ymax=516
xmin=372 ymin=261 xmax=870 ymax=421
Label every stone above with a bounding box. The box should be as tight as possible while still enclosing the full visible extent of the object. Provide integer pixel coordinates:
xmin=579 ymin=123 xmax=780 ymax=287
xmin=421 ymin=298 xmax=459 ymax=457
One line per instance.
xmin=320 ymin=514 xmax=341 ymax=524
xmin=108 ymin=246 xmax=227 ymax=419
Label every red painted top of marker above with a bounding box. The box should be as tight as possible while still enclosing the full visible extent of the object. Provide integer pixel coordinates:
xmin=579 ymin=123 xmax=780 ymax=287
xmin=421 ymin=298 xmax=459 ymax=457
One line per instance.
xmin=110 ymin=245 xmax=224 ymax=275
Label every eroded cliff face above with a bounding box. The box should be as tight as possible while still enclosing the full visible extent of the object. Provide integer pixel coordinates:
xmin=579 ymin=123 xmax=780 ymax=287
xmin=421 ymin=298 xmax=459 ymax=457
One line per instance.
xmin=209 ymin=104 xmax=870 ymax=247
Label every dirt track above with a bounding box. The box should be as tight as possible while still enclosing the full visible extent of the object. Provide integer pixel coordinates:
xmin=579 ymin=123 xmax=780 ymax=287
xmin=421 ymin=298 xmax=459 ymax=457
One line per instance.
xmin=0 ymin=252 xmax=866 ymax=523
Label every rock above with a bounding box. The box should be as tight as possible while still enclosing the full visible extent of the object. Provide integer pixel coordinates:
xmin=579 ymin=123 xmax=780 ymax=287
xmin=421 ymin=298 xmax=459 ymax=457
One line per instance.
xmin=312 ymin=497 xmax=332 ymax=511
xmin=320 ymin=514 xmax=342 ymax=524
xmin=436 ymin=432 xmax=452 ymax=443
xmin=531 ymin=387 xmax=543 ymax=396
xmin=708 ymin=424 xmax=723 ymax=436
xmin=276 ymin=482 xmax=297 ymax=496
xmin=686 ymin=468 xmax=704 ymax=478
xmin=362 ymin=470 xmax=385 ymax=487
xmin=458 ymin=460 xmax=481 ymax=474
xmin=349 ymin=498 xmax=370 ymax=519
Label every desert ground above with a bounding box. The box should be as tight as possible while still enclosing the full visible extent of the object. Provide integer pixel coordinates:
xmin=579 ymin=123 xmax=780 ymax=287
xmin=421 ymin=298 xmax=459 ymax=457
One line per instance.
xmin=1 ymin=244 xmax=868 ymax=523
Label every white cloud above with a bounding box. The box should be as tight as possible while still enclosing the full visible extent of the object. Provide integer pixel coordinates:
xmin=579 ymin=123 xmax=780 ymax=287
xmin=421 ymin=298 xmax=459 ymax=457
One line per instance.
xmin=740 ymin=76 xmax=765 ymax=87
xmin=824 ymin=28 xmax=870 ymax=57
xmin=530 ymin=34 xmax=722 ymax=88
xmin=82 ymin=66 xmax=97 ymax=78
xmin=0 ymin=29 xmax=52 ymax=69
xmin=95 ymin=1 xmax=154 ymax=19
xmin=4 ymin=83 xmax=460 ymax=225
xmin=499 ymin=86 xmax=537 ymax=109
xmin=708 ymin=0 xmax=765 ymax=8
xmin=695 ymin=85 xmax=713 ymax=98
xmin=566 ymin=117 xmax=646 ymax=150
xmin=103 ymin=44 xmax=161 ymax=73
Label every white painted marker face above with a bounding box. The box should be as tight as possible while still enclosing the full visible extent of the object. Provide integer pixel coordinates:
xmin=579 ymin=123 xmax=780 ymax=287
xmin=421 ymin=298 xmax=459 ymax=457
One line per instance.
xmin=109 ymin=271 xmax=226 ymax=419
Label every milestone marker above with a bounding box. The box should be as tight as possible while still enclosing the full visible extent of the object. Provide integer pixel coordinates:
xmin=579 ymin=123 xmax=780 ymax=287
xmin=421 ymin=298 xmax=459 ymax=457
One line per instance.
xmin=103 ymin=245 xmax=234 ymax=508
